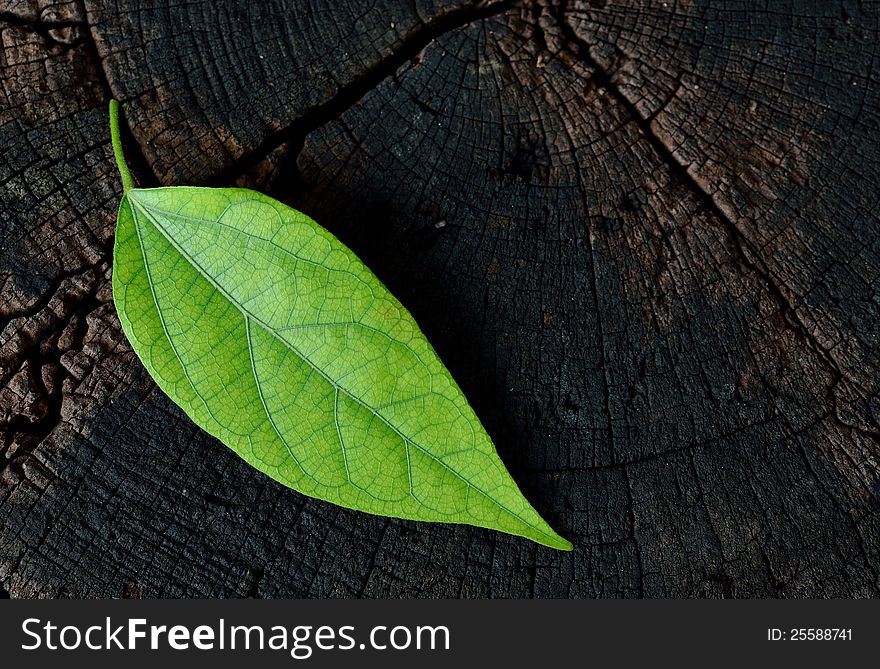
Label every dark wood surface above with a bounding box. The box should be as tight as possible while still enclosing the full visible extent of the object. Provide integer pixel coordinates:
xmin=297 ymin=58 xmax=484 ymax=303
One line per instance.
xmin=2 ymin=0 xmax=879 ymax=597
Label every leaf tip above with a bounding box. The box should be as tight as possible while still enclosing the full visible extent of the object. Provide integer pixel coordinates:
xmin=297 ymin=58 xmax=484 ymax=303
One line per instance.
xmin=548 ymin=534 xmax=574 ymax=551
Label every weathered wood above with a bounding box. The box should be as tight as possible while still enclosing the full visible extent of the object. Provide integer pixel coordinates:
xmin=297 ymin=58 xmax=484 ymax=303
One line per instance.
xmin=1 ymin=0 xmax=878 ymax=597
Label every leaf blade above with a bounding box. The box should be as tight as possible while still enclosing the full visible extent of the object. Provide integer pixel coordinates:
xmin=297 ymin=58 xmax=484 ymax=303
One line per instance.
xmin=113 ymin=186 xmax=571 ymax=550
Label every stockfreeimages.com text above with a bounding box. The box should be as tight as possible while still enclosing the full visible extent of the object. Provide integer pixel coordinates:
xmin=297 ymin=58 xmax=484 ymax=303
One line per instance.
xmin=21 ymin=617 xmax=450 ymax=659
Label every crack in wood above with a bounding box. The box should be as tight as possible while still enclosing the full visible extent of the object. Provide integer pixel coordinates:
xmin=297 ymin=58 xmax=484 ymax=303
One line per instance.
xmin=551 ymin=0 xmax=880 ymax=445
xmin=210 ymin=0 xmax=519 ymax=186
xmin=0 ymin=11 xmax=84 ymax=32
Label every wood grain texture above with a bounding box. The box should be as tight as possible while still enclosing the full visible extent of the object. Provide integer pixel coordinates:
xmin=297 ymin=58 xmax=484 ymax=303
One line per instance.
xmin=1 ymin=0 xmax=878 ymax=597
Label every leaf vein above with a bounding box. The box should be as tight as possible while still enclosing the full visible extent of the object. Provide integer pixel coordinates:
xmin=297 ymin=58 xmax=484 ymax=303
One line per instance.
xmin=130 ymin=199 xmax=220 ymax=425
xmin=245 ymin=314 xmax=324 ymax=488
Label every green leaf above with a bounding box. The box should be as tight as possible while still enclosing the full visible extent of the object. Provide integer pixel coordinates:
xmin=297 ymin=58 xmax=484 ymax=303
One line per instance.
xmin=108 ymin=100 xmax=571 ymax=551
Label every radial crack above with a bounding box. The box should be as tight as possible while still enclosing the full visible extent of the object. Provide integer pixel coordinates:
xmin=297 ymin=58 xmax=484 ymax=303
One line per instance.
xmin=211 ymin=0 xmax=518 ymax=186
xmin=550 ymin=1 xmax=877 ymax=442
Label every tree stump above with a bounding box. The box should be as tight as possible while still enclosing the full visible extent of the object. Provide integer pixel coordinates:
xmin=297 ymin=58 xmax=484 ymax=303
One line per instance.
xmin=2 ymin=0 xmax=879 ymax=597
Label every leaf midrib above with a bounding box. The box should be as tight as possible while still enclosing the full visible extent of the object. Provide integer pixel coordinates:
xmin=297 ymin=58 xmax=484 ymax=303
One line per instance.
xmin=128 ymin=192 xmax=561 ymax=545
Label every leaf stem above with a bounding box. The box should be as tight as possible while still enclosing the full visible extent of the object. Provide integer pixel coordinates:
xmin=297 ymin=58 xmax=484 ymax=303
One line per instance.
xmin=109 ymin=99 xmax=135 ymax=193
